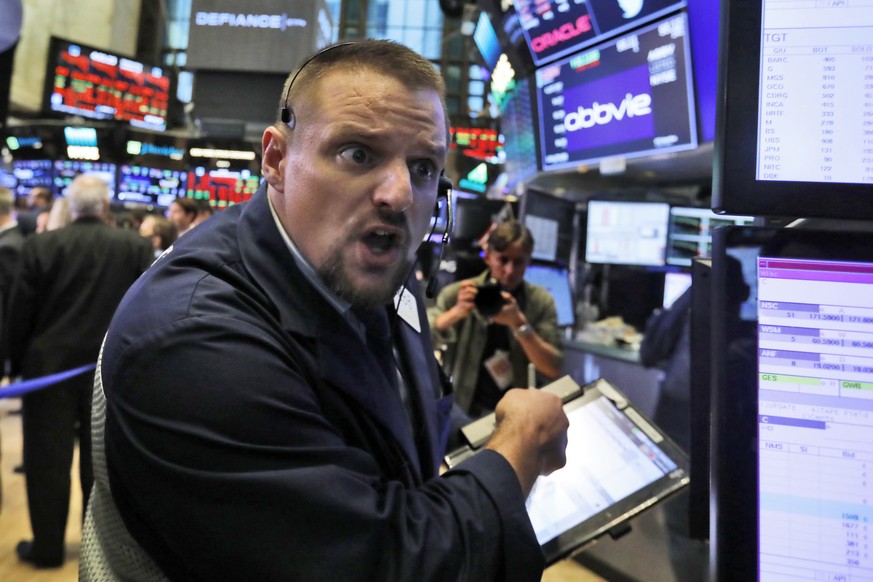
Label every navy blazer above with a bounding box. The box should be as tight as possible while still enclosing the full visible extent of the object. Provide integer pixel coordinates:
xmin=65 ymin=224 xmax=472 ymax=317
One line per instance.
xmin=101 ymin=184 xmax=544 ymax=581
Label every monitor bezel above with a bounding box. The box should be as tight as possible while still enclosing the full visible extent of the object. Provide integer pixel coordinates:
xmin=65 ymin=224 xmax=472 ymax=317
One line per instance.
xmin=711 ymin=0 xmax=873 ymax=219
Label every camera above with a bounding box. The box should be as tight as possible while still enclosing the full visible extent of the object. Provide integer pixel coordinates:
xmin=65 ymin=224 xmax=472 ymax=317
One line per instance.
xmin=474 ymin=280 xmax=505 ymax=317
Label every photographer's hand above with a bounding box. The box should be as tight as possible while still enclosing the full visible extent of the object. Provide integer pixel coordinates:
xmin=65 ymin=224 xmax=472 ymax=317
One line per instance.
xmin=433 ymin=279 xmax=478 ymax=332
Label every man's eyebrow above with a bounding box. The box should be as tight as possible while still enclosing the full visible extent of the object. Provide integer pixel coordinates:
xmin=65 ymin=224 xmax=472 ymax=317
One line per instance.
xmin=329 ymin=122 xmax=447 ymax=158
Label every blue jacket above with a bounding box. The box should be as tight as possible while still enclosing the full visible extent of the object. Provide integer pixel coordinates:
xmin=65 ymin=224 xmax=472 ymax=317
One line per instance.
xmin=94 ymin=184 xmax=544 ymax=581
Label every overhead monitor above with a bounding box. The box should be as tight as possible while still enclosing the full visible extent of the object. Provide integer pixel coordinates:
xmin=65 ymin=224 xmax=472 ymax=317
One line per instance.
xmin=713 ymin=0 xmax=873 ymax=219
xmin=520 ymin=189 xmax=576 ymax=266
xmin=186 ymin=0 xmax=327 ymax=73
xmin=536 ymin=13 xmax=698 ymax=172
xmin=117 ymin=165 xmax=187 ymax=208
xmin=585 ymin=199 xmax=670 ymax=267
xmin=498 ymin=77 xmax=539 ymax=195
xmin=11 ymin=159 xmax=53 ymax=198
xmin=666 ymin=206 xmax=755 ymax=267
xmin=186 ymin=167 xmax=259 ymax=209
xmin=53 ymin=160 xmax=116 ymax=198
xmin=711 ymin=225 xmax=873 ymax=581
xmin=514 ymin=0 xmax=686 ymax=67
xmin=44 ymin=37 xmax=170 ymax=131
xmin=524 ymin=263 xmax=575 ymax=328
xmin=473 ymin=11 xmax=502 ymax=71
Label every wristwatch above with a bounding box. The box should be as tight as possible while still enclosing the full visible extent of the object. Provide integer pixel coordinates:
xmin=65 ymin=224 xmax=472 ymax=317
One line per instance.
xmin=514 ymin=323 xmax=533 ymax=337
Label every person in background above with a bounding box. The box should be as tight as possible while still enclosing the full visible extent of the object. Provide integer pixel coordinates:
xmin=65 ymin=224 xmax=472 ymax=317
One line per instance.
xmin=138 ymin=214 xmax=177 ymax=258
xmin=7 ymin=174 xmax=154 ymax=569
xmin=44 ymin=197 xmax=72 ymax=232
xmin=166 ymin=196 xmax=198 ymax=237
xmin=0 ymin=186 xmax=25 ymax=375
xmin=428 ymin=221 xmax=563 ymax=419
xmin=81 ymin=40 xmax=569 ymax=581
xmin=192 ymin=197 xmax=214 ymax=227
xmin=16 ymin=186 xmax=52 ymax=236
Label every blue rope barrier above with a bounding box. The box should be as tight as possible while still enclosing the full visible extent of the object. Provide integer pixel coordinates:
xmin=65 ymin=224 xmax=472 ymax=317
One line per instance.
xmin=0 ymin=364 xmax=97 ymax=399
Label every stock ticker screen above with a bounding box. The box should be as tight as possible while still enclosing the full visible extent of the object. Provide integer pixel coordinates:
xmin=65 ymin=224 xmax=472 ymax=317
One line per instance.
xmin=186 ymin=168 xmax=259 ymax=208
xmin=46 ymin=38 xmax=170 ymax=131
xmin=536 ymin=13 xmax=698 ymax=171
xmin=515 ymin=0 xmax=686 ymax=66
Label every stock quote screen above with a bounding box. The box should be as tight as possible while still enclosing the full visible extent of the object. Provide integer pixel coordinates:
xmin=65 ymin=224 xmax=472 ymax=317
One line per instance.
xmin=46 ymin=38 xmax=170 ymax=131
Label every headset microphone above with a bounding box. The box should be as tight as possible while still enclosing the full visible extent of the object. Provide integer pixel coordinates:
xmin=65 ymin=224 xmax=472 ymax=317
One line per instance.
xmin=426 ymin=176 xmax=453 ymax=299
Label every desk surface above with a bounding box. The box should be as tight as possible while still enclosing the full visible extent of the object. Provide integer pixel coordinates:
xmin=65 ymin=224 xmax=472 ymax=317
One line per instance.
xmin=562 ymin=338 xmax=642 ymax=365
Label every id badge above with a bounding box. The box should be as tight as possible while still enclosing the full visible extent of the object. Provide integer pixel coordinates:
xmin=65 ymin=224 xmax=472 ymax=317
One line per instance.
xmin=483 ymin=349 xmax=513 ymax=391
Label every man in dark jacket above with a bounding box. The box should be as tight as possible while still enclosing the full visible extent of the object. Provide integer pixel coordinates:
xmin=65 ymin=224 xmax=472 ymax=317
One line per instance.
xmin=81 ymin=40 xmax=569 ymax=582
xmin=8 ymin=174 xmax=153 ymax=568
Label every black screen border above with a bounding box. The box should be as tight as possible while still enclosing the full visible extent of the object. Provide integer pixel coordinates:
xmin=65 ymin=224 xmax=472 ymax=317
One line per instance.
xmin=712 ymin=1 xmax=873 ymax=220
xmin=710 ymin=225 xmax=873 ymax=580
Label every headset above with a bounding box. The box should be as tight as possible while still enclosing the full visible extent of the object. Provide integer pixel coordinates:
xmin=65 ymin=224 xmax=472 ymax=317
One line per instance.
xmin=279 ymin=41 xmax=454 ymax=298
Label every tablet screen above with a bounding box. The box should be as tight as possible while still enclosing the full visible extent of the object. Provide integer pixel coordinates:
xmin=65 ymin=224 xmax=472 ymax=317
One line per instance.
xmin=525 ymin=379 xmax=689 ymax=563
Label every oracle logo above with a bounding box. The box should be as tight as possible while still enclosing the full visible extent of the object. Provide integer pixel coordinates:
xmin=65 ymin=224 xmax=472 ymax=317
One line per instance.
xmin=531 ymin=16 xmax=592 ymax=53
xmin=564 ymin=93 xmax=652 ymax=131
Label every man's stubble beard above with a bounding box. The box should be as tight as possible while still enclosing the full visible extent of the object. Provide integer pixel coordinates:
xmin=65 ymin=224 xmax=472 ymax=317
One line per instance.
xmin=317 ymin=246 xmax=413 ymax=308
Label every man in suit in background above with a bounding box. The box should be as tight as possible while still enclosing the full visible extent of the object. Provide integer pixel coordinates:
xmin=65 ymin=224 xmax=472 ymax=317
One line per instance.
xmin=0 ymin=185 xmax=25 ymax=373
xmin=7 ymin=174 xmax=154 ymax=568
xmin=16 ymin=186 xmax=52 ymax=236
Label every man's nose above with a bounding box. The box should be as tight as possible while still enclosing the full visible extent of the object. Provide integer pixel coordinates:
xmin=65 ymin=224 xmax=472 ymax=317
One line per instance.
xmin=373 ymin=161 xmax=413 ymax=213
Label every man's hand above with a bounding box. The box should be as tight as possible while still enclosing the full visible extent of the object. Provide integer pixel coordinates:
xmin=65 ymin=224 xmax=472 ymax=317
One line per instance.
xmin=484 ymin=388 xmax=569 ymax=496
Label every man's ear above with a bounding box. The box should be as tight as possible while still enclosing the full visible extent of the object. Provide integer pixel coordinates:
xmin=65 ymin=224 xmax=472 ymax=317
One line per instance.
xmin=261 ymin=126 xmax=288 ymax=192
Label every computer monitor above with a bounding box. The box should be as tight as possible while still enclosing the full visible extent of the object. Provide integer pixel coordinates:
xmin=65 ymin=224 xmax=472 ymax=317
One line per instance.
xmin=666 ymin=206 xmax=755 ymax=267
xmin=11 ymin=159 xmax=53 ymax=198
xmin=53 ymin=160 xmax=116 ymax=198
xmin=662 ymin=271 xmax=692 ymax=309
xmin=524 ymin=263 xmax=575 ymax=328
xmin=116 ymin=165 xmax=187 ymax=208
xmin=521 ymin=189 xmax=576 ymax=266
xmin=44 ymin=37 xmax=170 ymax=131
xmin=535 ymin=13 xmax=698 ymax=172
xmin=186 ymin=167 xmax=259 ymax=209
xmin=514 ymin=0 xmax=686 ymax=67
xmin=713 ymin=0 xmax=873 ymax=219
xmin=711 ymin=225 xmax=873 ymax=581
xmin=585 ymin=199 xmax=670 ymax=267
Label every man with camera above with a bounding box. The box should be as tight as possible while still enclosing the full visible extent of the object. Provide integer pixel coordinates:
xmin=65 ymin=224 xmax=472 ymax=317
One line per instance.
xmin=428 ymin=221 xmax=563 ymax=418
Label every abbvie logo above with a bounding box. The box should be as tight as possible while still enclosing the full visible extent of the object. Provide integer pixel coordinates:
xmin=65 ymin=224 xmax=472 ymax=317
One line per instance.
xmin=564 ymin=93 xmax=652 ymax=131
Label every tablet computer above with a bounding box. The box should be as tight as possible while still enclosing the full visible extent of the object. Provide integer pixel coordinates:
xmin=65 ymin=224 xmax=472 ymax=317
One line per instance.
xmin=450 ymin=376 xmax=690 ymax=565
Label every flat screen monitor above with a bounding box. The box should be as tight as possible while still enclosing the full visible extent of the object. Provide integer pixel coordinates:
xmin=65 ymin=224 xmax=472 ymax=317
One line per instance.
xmin=451 ymin=195 xmax=511 ymax=250
xmin=514 ymin=0 xmax=686 ymax=66
xmin=524 ymin=263 xmax=575 ymax=328
xmin=662 ymin=270 xmax=692 ymax=308
xmin=713 ymin=0 xmax=873 ymax=219
xmin=186 ymin=167 xmax=259 ymax=209
xmin=11 ymin=159 xmax=53 ymax=198
xmin=44 ymin=37 xmax=170 ymax=131
xmin=536 ymin=13 xmax=698 ymax=172
xmin=711 ymin=226 xmax=873 ymax=581
xmin=53 ymin=160 xmax=116 ymax=198
xmin=520 ymin=189 xmax=576 ymax=265
xmin=117 ymin=165 xmax=187 ymax=208
xmin=474 ymin=12 xmax=502 ymax=71
xmin=585 ymin=200 xmax=670 ymax=267
xmin=666 ymin=206 xmax=755 ymax=267
xmin=499 ymin=77 xmax=540 ymax=195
